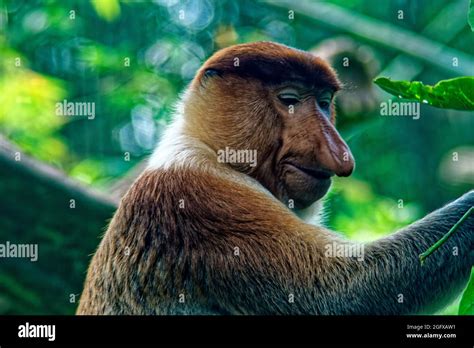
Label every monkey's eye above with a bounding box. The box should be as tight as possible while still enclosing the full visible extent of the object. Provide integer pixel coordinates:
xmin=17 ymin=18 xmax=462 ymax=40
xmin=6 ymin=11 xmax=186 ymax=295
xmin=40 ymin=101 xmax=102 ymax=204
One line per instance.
xmin=278 ymin=89 xmax=301 ymax=106
xmin=318 ymin=99 xmax=331 ymax=109
xmin=318 ymin=92 xmax=333 ymax=110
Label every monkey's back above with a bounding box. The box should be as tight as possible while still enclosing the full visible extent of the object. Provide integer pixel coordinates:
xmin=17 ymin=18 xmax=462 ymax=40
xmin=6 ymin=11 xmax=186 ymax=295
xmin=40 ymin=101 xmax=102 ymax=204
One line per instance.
xmin=77 ymin=167 xmax=273 ymax=315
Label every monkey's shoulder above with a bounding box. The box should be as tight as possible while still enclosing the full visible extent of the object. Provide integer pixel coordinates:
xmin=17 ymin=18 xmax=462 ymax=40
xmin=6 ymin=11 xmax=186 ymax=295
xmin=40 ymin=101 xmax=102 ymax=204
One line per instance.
xmin=115 ymin=167 xmax=292 ymax=236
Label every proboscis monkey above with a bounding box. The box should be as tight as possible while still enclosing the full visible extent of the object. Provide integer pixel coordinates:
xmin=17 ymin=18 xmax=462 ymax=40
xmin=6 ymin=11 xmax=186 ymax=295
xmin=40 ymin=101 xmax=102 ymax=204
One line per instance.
xmin=78 ymin=42 xmax=473 ymax=315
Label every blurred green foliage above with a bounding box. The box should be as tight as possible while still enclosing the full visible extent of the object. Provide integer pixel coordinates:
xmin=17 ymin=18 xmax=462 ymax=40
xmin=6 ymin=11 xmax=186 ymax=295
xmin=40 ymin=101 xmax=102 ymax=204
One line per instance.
xmin=327 ymin=178 xmax=421 ymax=242
xmin=469 ymin=0 xmax=474 ymax=31
xmin=0 ymin=0 xmax=473 ymax=314
xmin=0 ymin=45 xmax=67 ymax=162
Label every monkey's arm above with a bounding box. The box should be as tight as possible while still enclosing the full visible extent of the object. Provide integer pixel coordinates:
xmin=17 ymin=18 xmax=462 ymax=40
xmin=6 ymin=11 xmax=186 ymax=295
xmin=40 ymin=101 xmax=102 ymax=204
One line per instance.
xmin=343 ymin=192 xmax=473 ymax=314
xmin=201 ymin=181 xmax=473 ymax=315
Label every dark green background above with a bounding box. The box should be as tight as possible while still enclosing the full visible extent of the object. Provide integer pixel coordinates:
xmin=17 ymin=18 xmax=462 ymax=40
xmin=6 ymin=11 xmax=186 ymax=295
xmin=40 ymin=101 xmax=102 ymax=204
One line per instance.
xmin=0 ymin=0 xmax=472 ymax=314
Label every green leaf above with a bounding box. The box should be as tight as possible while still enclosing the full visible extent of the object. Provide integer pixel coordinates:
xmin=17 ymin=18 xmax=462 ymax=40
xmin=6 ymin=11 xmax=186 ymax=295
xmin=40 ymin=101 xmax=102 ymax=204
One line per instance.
xmin=373 ymin=76 xmax=474 ymax=111
xmin=469 ymin=0 xmax=474 ymax=31
xmin=419 ymin=207 xmax=473 ymax=264
xmin=459 ymin=268 xmax=474 ymax=315
xmin=91 ymin=0 xmax=121 ymax=22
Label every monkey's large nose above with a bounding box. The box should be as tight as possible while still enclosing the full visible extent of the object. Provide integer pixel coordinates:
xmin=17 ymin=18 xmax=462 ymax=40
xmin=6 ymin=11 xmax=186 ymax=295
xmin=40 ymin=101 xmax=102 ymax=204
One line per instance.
xmin=331 ymin=145 xmax=355 ymax=177
xmin=317 ymin=124 xmax=355 ymax=177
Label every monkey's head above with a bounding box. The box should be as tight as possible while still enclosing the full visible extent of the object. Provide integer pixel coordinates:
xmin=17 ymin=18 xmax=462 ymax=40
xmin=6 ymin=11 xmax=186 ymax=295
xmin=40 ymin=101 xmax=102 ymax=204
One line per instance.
xmin=185 ymin=42 xmax=355 ymax=210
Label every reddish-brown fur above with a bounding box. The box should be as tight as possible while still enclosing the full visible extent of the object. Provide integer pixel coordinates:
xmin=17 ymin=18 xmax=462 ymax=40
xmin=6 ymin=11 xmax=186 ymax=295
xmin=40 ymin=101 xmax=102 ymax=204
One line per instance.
xmin=77 ymin=42 xmax=473 ymax=315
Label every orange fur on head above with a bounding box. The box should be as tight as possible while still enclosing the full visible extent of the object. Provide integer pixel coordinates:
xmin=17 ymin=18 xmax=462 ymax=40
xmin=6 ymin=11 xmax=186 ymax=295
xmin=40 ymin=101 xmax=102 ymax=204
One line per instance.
xmin=184 ymin=42 xmax=353 ymax=209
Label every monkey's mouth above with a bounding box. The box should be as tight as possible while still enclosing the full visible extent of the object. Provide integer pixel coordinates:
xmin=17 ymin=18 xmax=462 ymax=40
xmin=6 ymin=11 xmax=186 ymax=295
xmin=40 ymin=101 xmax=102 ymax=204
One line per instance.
xmin=285 ymin=163 xmax=333 ymax=181
xmin=282 ymin=162 xmax=333 ymax=209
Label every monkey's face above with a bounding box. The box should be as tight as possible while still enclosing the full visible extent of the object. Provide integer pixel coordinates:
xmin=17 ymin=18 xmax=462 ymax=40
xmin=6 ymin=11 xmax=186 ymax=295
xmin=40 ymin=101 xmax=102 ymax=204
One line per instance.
xmin=191 ymin=42 xmax=355 ymax=210
xmin=268 ymin=84 xmax=354 ymax=210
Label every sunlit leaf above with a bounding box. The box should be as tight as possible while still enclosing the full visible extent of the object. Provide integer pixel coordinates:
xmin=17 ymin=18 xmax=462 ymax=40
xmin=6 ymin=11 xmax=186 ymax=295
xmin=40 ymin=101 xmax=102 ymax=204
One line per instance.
xmin=91 ymin=0 xmax=121 ymax=22
xmin=374 ymin=77 xmax=474 ymax=111
xmin=69 ymin=159 xmax=104 ymax=185
xmin=459 ymin=268 xmax=474 ymax=314
xmin=215 ymin=25 xmax=239 ymax=48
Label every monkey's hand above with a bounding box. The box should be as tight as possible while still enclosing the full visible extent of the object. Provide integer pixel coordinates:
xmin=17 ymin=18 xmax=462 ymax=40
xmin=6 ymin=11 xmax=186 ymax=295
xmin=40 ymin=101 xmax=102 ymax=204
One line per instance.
xmin=356 ymin=190 xmax=474 ymax=314
xmin=420 ymin=190 xmax=474 ymax=263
